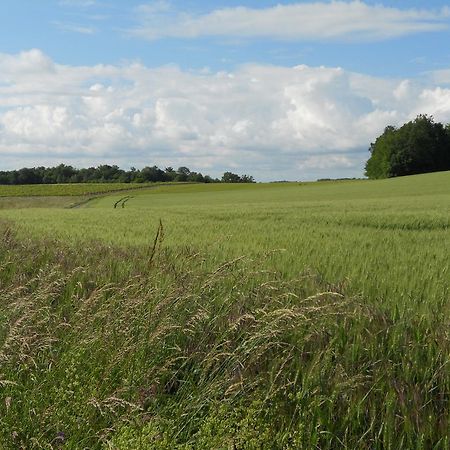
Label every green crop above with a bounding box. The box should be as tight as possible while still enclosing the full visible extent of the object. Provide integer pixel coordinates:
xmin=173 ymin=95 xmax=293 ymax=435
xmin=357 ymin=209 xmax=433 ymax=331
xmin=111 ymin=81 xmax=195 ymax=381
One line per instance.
xmin=0 ymin=182 xmax=160 ymax=197
xmin=0 ymin=171 xmax=448 ymax=448
xmin=1 ymin=171 xmax=448 ymax=312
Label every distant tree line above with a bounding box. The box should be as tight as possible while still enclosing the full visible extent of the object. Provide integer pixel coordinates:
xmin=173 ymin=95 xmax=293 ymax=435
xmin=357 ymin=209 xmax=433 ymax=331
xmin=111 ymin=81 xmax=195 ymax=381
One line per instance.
xmin=365 ymin=115 xmax=450 ymax=179
xmin=0 ymin=165 xmax=255 ymax=185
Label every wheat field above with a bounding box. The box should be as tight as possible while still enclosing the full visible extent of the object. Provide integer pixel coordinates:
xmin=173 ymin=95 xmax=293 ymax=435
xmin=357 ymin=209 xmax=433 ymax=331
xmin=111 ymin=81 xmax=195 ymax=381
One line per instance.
xmin=0 ymin=172 xmax=448 ymax=448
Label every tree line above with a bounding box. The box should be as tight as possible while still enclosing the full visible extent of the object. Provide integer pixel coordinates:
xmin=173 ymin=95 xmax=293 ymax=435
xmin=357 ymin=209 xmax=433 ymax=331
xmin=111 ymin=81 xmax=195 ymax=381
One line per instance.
xmin=0 ymin=165 xmax=255 ymax=185
xmin=365 ymin=115 xmax=450 ymax=179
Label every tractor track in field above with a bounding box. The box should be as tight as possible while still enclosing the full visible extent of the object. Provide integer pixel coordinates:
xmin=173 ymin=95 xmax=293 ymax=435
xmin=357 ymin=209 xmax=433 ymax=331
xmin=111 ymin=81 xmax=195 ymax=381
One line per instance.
xmin=67 ymin=182 xmax=197 ymax=209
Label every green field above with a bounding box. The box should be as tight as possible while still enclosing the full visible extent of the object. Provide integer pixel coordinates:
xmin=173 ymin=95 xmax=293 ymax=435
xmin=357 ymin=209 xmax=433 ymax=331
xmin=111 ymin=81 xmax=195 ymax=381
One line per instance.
xmin=0 ymin=182 xmax=160 ymax=197
xmin=0 ymin=172 xmax=449 ymax=448
xmin=2 ymin=172 xmax=448 ymax=311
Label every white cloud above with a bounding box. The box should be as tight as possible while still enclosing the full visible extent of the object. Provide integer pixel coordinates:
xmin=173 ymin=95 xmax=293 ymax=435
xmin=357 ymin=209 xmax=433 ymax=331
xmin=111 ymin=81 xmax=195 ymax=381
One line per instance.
xmin=130 ymin=1 xmax=449 ymax=42
xmin=412 ymin=88 xmax=450 ymax=119
xmin=430 ymin=68 xmax=450 ymax=85
xmin=1 ymin=49 xmax=450 ymax=180
xmin=297 ymin=154 xmax=356 ymax=170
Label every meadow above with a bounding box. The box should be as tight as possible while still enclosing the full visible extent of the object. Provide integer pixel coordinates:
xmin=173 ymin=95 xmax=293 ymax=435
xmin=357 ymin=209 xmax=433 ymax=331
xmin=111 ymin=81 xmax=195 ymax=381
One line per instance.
xmin=0 ymin=171 xmax=449 ymax=448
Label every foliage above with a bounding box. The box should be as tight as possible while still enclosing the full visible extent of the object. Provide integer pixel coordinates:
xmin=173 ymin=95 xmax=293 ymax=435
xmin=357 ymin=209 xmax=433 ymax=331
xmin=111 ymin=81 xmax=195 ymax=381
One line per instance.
xmin=0 ymin=164 xmax=247 ymax=185
xmin=365 ymin=115 xmax=450 ymax=179
xmin=221 ymin=171 xmax=255 ymax=183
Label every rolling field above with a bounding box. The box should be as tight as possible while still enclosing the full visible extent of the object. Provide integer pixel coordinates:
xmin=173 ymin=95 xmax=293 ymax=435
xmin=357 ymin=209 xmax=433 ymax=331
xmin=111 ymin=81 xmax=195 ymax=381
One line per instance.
xmin=1 ymin=172 xmax=448 ymax=312
xmin=0 ymin=172 xmax=449 ymax=448
xmin=0 ymin=182 xmax=160 ymax=197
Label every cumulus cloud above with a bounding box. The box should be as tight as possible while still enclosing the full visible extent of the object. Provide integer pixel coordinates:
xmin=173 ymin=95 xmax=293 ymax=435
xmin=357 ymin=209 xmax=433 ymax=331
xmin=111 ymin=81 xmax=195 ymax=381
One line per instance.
xmin=1 ymin=49 xmax=450 ymax=180
xmin=130 ymin=1 xmax=450 ymax=42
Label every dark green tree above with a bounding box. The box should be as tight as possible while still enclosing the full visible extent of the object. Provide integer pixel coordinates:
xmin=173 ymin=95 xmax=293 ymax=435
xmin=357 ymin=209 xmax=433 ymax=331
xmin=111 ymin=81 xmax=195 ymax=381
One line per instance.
xmin=240 ymin=174 xmax=255 ymax=183
xmin=0 ymin=164 xmax=236 ymax=185
xmin=221 ymin=171 xmax=242 ymax=183
xmin=221 ymin=172 xmax=255 ymax=183
xmin=365 ymin=115 xmax=450 ymax=179
xmin=175 ymin=167 xmax=191 ymax=182
xmin=164 ymin=167 xmax=176 ymax=181
xmin=140 ymin=166 xmax=165 ymax=182
xmin=365 ymin=126 xmax=396 ymax=179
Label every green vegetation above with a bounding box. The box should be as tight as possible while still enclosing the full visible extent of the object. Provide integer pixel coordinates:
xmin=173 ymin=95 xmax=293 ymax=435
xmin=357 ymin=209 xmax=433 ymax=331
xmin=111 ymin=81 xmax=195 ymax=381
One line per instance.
xmin=365 ymin=115 xmax=450 ymax=179
xmin=0 ymin=196 xmax=85 ymax=210
xmin=0 ymin=172 xmax=449 ymax=448
xmin=2 ymin=172 xmax=448 ymax=310
xmin=0 ymin=182 xmax=163 ymax=197
xmin=0 ymin=163 xmax=254 ymax=185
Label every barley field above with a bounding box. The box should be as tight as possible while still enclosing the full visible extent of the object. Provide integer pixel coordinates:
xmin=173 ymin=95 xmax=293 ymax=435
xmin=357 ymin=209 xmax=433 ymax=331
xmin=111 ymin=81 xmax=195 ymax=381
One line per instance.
xmin=0 ymin=171 xmax=449 ymax=448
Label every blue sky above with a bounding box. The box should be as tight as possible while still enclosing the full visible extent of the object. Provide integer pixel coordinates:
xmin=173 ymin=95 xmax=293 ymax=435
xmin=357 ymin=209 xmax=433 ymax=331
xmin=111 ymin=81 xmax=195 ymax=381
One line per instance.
xmin=2 ymin=0 xmax=450 ymax=75
xmin=1 ymin=1 xmax=450 ymax=180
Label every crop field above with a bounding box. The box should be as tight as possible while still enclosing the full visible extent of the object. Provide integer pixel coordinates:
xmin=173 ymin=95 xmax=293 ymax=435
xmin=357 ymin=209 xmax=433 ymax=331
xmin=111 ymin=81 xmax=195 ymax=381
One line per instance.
xmin=0 ymin=182 xmax=158 ymax=197
xmin=2 ymin=172 xmax=449 ymax=311
xmin=0 ymin=171 xmax=449 ymax=448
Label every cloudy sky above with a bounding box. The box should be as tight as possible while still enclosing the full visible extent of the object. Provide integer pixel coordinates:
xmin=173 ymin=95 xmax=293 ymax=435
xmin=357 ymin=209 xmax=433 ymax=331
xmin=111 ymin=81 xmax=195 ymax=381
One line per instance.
xmin=1 ymin=1 xmax=450 ymax=180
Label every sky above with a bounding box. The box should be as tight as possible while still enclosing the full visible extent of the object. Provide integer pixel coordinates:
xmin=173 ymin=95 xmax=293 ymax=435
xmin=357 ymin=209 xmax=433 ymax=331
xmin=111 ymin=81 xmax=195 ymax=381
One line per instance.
xmin=1 ymin=1 xmax=450 ymax=180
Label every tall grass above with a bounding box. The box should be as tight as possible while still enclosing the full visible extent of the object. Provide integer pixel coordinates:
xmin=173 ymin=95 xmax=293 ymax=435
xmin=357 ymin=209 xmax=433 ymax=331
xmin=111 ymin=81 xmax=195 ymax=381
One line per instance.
xmin=0 ymin=224 xmax=448 ymax=449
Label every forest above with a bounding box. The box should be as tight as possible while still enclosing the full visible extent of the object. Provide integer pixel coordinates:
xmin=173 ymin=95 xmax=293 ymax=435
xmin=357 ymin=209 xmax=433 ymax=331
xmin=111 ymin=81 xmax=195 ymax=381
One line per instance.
xmin=0 ymin=165 xmax=255 ymax=185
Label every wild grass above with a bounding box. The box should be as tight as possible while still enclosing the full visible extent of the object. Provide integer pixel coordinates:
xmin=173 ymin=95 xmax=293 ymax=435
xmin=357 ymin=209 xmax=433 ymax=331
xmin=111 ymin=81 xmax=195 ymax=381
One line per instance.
xmin=0 ymin=225 xmax=448 ymax=449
